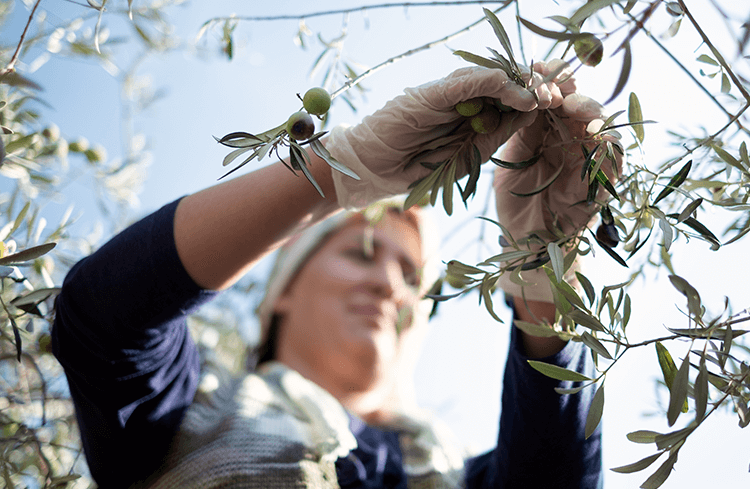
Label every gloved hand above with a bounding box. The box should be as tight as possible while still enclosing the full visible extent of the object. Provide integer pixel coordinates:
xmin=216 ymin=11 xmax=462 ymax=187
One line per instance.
xmin=327 ymin=60 xmax=575 ymax=209
xmin=493 ymin=68 xmax=622 ymax=303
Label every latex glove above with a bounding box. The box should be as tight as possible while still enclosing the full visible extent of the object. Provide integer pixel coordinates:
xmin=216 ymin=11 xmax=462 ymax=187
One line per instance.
xmin=493 ymin=81 xmax=622 ymax=303
xmin=327 ymin=60 xmax=574 ymax=209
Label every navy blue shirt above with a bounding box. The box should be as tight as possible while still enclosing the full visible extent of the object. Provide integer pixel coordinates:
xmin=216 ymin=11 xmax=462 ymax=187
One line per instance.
xmin=52 ymin=199 xmax=602 ymax=488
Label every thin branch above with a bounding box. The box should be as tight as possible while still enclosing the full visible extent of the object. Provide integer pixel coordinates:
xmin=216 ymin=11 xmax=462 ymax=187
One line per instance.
xmin=0 ymin=0 xmax=44 ymax=76
xmin=200 ymin=1 xmax=509 ymax=24
xmin=330 ymin=3 xmax=513 ymax=100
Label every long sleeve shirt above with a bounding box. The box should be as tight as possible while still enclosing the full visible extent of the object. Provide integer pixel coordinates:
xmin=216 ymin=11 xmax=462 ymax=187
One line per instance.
xmin=52 ymin=198 xmax=602 ymax=488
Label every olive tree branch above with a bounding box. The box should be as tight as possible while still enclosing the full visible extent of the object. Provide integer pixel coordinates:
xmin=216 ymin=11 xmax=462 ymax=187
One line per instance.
xmin=0 ymin=0 xmax=44 ymax=76
xmin=330 ymin=3 xmax=513 ymax=100
xmin=199 ymin=1 xmax=510 ymax=24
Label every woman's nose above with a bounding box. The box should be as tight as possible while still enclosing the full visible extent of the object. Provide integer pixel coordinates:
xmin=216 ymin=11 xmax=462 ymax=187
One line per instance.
xmin=367 ymin=257 xmax=406 ymax=300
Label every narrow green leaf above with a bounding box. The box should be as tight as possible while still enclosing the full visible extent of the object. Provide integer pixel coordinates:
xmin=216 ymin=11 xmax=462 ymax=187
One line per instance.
xmin=576 ymin=272 xmax=596 ymax=306
xmin=611 ymin=452 xmax=663 ymax=474
xmin=453 ymin=50 xmax=506 ymax=70
xmin=547 ymin=243 xmax=564 ymax=283
xmin=518 ymin=17 xmax=586 ymax=41
xmin=309 ymin=138 xmax=360 ymax=180
xmin=696 ymin=54 xmax=718 ymax=65
xmin=640 ymin=449 xmax=680 ymax=489
xmin=627 ymin=430 xmax=661 ymax=444
xmin=667 ymin=355 xmax=690 ymax=426
xmin=655 ymin=427 xmax=693 ymax=450
xmin=483 ymin=8 xmax=518 ymax=71
xmin=481 ymin=276 xmax=503 ymax=322
xmin=668 ymin=275 xmax=702 ymax=319
xmin=509 ymin=161 xmax=565 ymax=197
xmin=623 ymin=294 xmax=632 ymax=330
xmin=555 ymin=384 xmax=589 ymax=395
xmin=694 ymin=357 xmax=709 ymax=421
xmin=677 ymin=197 xmax=703 ymax=223
xmin=712 ymin=145 xmax=747 ymax=175
xmin=490 ymin=153 xmax=541 ymax=170
xmin=442 ymin=160 xmax=456 ymax=216
xmin=674 ymin=215 xmax=721 ymax=250
xmin=10 ymin=287 xmax=62 ymax=307
xmin=581 ymin=331 xmax=613 ymax=360
xmin=555 ymin=280 xmax=588 ymax=311
xmin=568 ymin=309 xmax=606 ymax=332
xmin=739 ymin=141 xmax=750 ymax=169
xmin=628 ymin=92 xmax=645 ymax=143
xmin=652 ymin=160 xmax=692 ymax=206
xmin=514 ymin=320 xmax=560 ymax=338
xmin=528 ymin=360 xmax=594 ymax=382
xmin=446 ymin=260 xmax=485 ymax=276
xmin=10 ymin=316 xmax=22 ymax=362
xmin=721 ymin=72 xmax=731 ymax=94
xmin=568 ymin=0 xmax=621 ymax=25
xmin=585 ymin=383 xmax=605 ymax=439
xmin=605 ymin=41 xmax=631 ymax=104
xmin=404 ymin=170 xmax=440 ymax=210
xmin=0 ymin=243 xmax=56 ymax=265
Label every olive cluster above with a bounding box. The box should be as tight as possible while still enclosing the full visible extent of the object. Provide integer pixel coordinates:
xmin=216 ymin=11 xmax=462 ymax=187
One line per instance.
xmin=454 ymin=97 xmax=515 ymax=135
xmin=285 ymin=87 xmax=332 ymax=141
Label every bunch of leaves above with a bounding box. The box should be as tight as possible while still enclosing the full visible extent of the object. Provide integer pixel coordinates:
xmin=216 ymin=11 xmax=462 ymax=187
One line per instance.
xmin=215 ymin=118 xmax=359 ymax=198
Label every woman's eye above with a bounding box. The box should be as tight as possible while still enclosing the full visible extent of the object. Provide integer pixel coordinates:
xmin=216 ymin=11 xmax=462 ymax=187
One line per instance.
xmin=345 ymin=248 xmax=373 ymax=262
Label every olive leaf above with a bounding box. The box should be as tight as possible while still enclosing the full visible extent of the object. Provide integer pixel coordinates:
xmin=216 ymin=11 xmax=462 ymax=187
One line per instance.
xmin=509 ymin=162 xmax=565 ymax=197
xmin=0 ymin=243 xmax=56 ymax=266
xmin=585 ymin=383 xmax=605 ymax=439
xmin=640 ymin=447 xmax=680 ymax=489
xmin=480 ymin=275 xmax=503 ymax=322
xmin=527 ymin=360 xmax=594 ymax=382
xmin=668 ymin=275 xmax=702 ymax=319
xmin=568 ymin=0 xmax=622 ymax=25
xmin=628 ymin=92 xmax=645 ymax=143
xmin=652 ymin=159 xmax=692 ymax=206
xmin=10 ymin=315 xmax=22 ymax=362
xmin=453 ymin=50 xmax=507 ymax=70
xmin=568 ymin=309 xmax=606 ymax=333
xmin=518 ymin=17 xmax=588 ymax=41
xmin=626 ymin=430 xmax=661 ymax=444
xmin=605 ymin=40 xmax=631 ymax=104
xmin=491 ymin=153 xmax=541 ymax=170
xmin=309 ymin=138 xmax=360 ymax=180
xmin=667 ymin=214 xmax=721 ymax=250
xmin=610 ymin=452 xmax=664 ymax=474
xmin=576 ymin=271 xmax=596 ymax=306
xmin=581 ymin=331 xmax=613 ymax=360
xmin=694 ymin=356 xmax=709 ymax=421
xmin=482 ymin=8 xmax=520 ymax=75
xmin=667 ymin=354 xmax=691 ymax=426
xmin=514 ymin=320 xmax=560 ymax=338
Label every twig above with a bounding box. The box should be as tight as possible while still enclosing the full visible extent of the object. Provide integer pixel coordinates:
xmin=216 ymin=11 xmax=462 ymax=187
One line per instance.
xmin=200 ymin=1 xmax=509 ymax=24
xmin=0 ymin=0 xmax=44 ymax=76
xmin=330 ymin=4 xmax=512 ymax=100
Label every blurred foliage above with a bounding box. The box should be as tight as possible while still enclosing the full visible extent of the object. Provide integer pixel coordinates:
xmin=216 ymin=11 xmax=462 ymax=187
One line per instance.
xmin=1 ymin=1 xmax=749 ymax=488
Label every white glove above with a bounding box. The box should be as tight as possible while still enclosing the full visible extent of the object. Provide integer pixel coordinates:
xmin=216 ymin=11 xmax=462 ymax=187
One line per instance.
xmin=327 ymin=61 xmax=573 ymax=209
xmin=493 ymin=70 xmax=623 ymax=302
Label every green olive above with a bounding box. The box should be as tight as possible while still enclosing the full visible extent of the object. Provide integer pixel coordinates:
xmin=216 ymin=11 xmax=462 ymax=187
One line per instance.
xmin=455 ymin=97 xmax=484 ymax=117
xmin=302 ymin=87 xmax=332 ymax=116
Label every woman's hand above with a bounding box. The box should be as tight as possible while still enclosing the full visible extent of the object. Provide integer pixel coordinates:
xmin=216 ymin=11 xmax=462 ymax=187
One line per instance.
xmin=493 ymin=81 xmax=622 ymax=303
xmin=327 ymin=61 xmax=574 ymax=209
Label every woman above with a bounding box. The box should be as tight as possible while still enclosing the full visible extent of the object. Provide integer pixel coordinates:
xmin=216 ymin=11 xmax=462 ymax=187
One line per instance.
xmin=52 ymin=60 xmax=609 ymax=488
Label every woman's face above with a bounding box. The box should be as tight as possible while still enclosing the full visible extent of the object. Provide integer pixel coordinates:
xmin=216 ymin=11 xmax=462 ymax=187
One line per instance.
xmin=273 ymin=212 xmax=423 ymax=414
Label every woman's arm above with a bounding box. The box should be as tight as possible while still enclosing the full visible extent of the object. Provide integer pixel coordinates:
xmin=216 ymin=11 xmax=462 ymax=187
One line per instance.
xmin=174 ymin=151 xmax=339 ymax=291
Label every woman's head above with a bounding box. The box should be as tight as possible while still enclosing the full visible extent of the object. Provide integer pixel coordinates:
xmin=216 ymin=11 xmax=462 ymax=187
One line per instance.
xmin=255 ymin=202 xmax=439 ymax=420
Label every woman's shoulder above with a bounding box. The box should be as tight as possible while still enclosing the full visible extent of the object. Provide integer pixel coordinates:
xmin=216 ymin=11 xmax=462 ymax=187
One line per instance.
xmin=140 ymin=362 xmax=354 ymax=488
